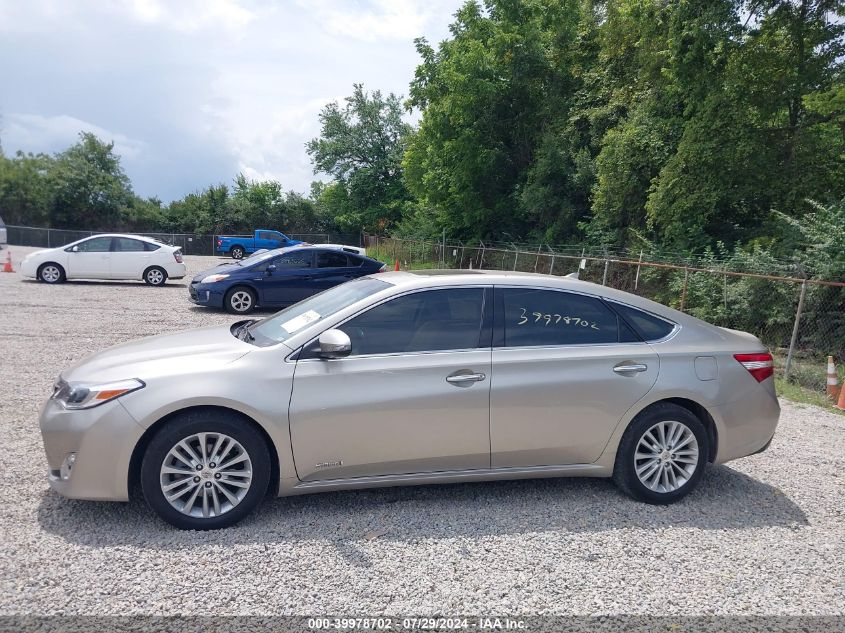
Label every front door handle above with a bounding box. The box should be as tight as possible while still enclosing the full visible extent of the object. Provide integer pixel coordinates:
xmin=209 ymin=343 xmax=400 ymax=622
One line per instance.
xmin=446 ymin=371 xmax=486 ymax=385
xmin=613 ymin=363 xmax=648 ymax=374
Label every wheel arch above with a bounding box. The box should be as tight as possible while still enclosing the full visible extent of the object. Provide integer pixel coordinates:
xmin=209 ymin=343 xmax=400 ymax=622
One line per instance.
xmin=142 ymin=264 xmax=167 ymax=281
xmin=128 ymin=404 xmax=281 ymax=497
xmin=630 ymin=397 xmax=719 ymax=462
xmin=37 ymin=261 xmax=65 ymax=278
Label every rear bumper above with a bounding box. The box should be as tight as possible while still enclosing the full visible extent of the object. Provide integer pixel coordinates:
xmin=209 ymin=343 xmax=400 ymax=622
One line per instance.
xmin=711 ymin=382 xmax=780 ymax=464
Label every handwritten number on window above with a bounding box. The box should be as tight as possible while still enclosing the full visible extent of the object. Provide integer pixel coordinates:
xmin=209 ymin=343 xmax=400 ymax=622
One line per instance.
xmin=516 ymin=308 xmax=601 ymax=330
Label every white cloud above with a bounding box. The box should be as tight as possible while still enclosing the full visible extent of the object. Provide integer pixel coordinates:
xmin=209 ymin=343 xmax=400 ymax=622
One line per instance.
xmin=301 ymin=0 xmax=433 ymax=42
xmin=0 ymin=0 xmax=463 ymax=200
xmin=3 ymin=113 xmax=146 ymax=159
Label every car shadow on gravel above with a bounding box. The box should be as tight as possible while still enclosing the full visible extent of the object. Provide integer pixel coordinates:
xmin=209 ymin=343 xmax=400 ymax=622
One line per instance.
xmin=36 ymin=464 xmax=807 ymax=550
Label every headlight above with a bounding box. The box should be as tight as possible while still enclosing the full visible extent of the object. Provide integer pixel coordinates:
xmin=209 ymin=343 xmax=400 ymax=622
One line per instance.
xmin=201 ymin=273 xmax=229 ymax=284
xmin=51 ymin=378 xmax=145 ymax=410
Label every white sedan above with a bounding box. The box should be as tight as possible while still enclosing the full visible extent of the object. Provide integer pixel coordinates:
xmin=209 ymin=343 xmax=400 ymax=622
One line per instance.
xmin=20 ymin=234 xmax=187 ymax=286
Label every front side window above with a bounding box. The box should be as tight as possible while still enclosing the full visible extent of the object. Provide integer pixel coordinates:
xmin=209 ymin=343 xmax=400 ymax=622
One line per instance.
xmin=316 ymin=251 xmax=348 ymax=268
xmin=501 ymin=288 xmax=619 ymax=347
xmin=249 ymin=277 xmax=390 ymax=345
xmin=75 ymin=237 xmax=113 ymax=252
xmin=337 ymin=288 xmax=485 ymax=356
xmin=274 ymin=252 xmax=313 ymax=269
xmin=113 ymin=237 xmax=146 ymax=252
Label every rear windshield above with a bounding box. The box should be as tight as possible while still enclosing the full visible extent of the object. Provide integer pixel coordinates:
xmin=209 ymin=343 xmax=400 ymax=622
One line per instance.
xmin=612 ymin=303 xmax=676 ymax=341
xmin=249 ymin=277 xmax=390 ymax=346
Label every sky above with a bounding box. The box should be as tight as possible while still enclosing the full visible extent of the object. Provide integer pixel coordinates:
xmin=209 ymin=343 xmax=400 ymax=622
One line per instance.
xmin=0 ymin=0 xmax=465 ymax=202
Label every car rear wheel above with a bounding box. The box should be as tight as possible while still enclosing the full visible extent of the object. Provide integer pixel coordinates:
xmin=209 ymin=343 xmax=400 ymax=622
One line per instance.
xmin=38 ymin=263 xmax=65 ymax=284
xmin=140 ymin=410 xmax=271 ymax=530
xmin=143 ymin=266 xmax=167 ymax=286
xmin=230 ymin=246 xmax=245 ymax=260
xmin=225 ymin=286 xmax=256 ymax=314
xmin=613 ymin=403 xmax=708 ymax=504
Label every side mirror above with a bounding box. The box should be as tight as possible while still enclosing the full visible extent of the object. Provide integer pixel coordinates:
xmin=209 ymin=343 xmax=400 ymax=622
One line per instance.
xmin=71 ymin=245 xmax=80 ymax=252
xmin=266 ymin=264 xmax=277 ymax=275
xmin=317 ymin=329 xmax=351 ymax=359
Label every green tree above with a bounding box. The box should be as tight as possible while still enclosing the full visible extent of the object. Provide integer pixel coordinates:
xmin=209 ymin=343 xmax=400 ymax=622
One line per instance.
xmin=307 ymin=84 xmax=412 ymax=232
xmin=48 ymin=132 xmax=134 ymax=229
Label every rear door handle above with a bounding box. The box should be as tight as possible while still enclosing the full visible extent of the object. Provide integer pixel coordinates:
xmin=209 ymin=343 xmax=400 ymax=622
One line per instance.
xmin=446 ymin=372 xmax=486 ymax=385
xmin=613 ymin=363 xmax=648 ymax=374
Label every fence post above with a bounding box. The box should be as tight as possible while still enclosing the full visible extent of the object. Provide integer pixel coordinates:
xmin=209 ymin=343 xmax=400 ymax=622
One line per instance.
xmin=46 ymin=228 xmax=51 ymax=248
xmin=548 ymin=246 xmax=556 ymax=275
xmin=784 ymin=280 xmax=807 ymax=380
xmin=534 ymin=244 xmax=542 ymax=272
xmin=479 ymin=243 xmax=485 ymax=270
xmin=442 ymin=229 xmax=446 ymax=268
xmin=679 ymin=267 xmax=690 ymax=311
xmin=602 ymin=258 xmax=609 ymax=286
xmin=634 ymin=250 xmax=643 ymax=290
xmin=513 ymin=251 xmax=519 ymax=271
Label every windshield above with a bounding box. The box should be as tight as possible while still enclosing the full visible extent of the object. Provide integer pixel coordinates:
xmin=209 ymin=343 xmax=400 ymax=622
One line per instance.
xmin=249 ymin=277 xmax=391 ymax=346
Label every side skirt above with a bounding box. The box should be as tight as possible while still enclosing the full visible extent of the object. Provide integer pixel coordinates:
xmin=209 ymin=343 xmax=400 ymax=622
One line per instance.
xmin=279 ymin=463 xmax=610 ymax=497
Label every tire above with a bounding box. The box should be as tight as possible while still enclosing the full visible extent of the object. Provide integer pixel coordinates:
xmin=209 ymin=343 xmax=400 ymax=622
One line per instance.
xmin=230 ymin=246 xmax=245 ymax=260
xmin=225 ymin=286 xmax=256 ymax=314
xmin=38 ymin=262 xmax=65 ymax=284
xmin=612 ymin=403 xmax=708 ymax=505
xmin=140 ymin=410 xmax=271 ymax=530
xmin=143 ymin=266 xmax=168 ymax=286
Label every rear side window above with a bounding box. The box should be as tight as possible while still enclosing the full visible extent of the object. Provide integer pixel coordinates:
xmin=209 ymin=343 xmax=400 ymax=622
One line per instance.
xmin=612 ymin=303 xmax=676 ymax=341
xmin=339 ymin=288 xmax=484 ymax=356
xmin=501 ymin=288 xmax=619 ymax=347
xmin=143 ymin=242 xmax=162 ymax=251
xmin=316 ymin=251 xmax=349 ymax=268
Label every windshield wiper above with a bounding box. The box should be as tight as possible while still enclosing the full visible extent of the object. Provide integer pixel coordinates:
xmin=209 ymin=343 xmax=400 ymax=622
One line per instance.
xmin=235 ymin=320 xmax=256 ymax=343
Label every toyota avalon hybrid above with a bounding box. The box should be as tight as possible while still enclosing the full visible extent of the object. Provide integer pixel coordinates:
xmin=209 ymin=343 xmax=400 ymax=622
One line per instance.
xmin=40 ymin=270 xmax=779 ymax=529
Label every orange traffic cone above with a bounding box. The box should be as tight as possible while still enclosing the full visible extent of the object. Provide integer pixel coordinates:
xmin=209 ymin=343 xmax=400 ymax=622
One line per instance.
xmin=836 ymin=378 xmax=845 ymax=411
xmin=394 ymin=259 xmax=400 ymax=272
xmin=2 ymin=251 xmax=13 ymax=273
xmin=827 ymin=356 xmax=839 ymax=400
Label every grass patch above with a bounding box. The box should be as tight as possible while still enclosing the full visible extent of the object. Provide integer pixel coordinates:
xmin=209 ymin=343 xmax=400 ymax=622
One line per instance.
xmin=776 ymin=377 xmax=845 ymax=414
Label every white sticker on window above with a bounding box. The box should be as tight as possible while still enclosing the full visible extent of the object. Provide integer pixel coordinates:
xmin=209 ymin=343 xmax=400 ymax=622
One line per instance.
xmin=281 ymin=309 xmax=321 ymax=333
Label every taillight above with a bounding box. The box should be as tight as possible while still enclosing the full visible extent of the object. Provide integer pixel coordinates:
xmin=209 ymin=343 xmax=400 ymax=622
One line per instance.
xmin=216 ymin=239 xmax=222 ymax=247
xmin=173 ymin=250 xmax=183 ymax=263
xmin=734 ymin=353 xmax=774 ymax=382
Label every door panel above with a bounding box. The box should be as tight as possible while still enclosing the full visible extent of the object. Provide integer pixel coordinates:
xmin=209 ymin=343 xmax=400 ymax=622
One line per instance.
xmin=110 ymin=237 xmax=149 ymax=279
xmin=490 ymin=345 xmax=658 ymax=466
xmin=490 ymin=286 xmax=658 ymax=467
xmin=66 ymin=236 xmax=113 ymax=278
xmin=252 ymin=251 xmax=314 ymax=305
xmin=289 ymin=350 xmax=492 ymax=480
xmin=288 ymin=286 xmax=491 ymax=481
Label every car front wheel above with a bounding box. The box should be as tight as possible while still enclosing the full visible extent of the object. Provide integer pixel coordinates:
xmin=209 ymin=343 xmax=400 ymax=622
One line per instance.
xmin=38 ymin=263 xmax=65 ymax=284
xmin=140 ymin=410 xmax=271 ymax=530
xmin=225 ymin=286 xmax=256 ymax=314
xmin=144 ymin=266 xmax=167 ymax=286
xmin=613 ymin=403 xmax=708 ymax=504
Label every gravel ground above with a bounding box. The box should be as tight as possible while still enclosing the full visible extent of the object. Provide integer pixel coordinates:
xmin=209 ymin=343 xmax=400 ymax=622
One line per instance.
xmin=0 ymin=244 xmax=843 ymax=617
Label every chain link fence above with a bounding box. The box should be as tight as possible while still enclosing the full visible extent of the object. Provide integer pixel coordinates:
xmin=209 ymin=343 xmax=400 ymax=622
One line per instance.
xmin=365 ymin=235 xmax=845 ymax=396
xmin=6 ymin=225 xmax=362 ymax=257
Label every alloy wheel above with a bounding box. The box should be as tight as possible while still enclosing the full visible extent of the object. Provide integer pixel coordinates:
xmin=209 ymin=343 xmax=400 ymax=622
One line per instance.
xmin=634 ymin=420 xmax=699 ymax=494
xmin=159 ymin=432 xmax=253 ymax=519
xmin=41 ymin=265 xmax=61 ymax=283
xmin=230 ymin=290 xmax=252 ymax=312
xmin=147 ymin=269 xmax=164 ymax=285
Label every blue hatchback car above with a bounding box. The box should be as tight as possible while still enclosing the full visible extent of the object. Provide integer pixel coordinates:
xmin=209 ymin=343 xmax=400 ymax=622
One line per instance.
xmin=190 ymin=246 xmax=387 ymax=314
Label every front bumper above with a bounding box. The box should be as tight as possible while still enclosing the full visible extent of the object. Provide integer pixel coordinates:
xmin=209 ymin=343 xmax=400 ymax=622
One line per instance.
xmin=189 ymin=283 xmax=225 ymax=308
xmin=40 ymin=398 xmax=146 ymax=501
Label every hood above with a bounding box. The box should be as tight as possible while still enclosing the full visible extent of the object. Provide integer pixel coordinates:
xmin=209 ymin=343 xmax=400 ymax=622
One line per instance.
xmin=61 ymin=324 xmax=253 ymax=383
xmin=192 ymin=263 xmax=243 ymax=283
xmin=23 ymin=248 xmax=52 ymax=260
